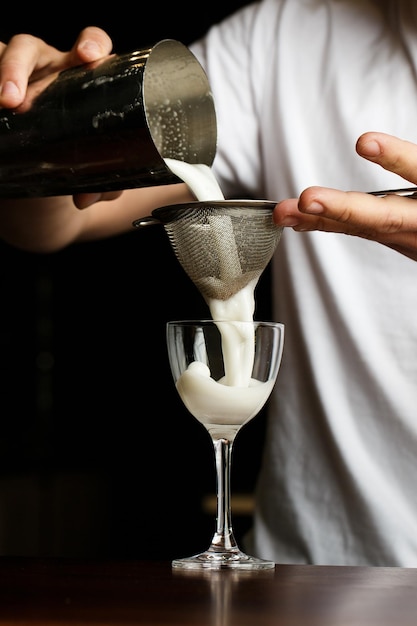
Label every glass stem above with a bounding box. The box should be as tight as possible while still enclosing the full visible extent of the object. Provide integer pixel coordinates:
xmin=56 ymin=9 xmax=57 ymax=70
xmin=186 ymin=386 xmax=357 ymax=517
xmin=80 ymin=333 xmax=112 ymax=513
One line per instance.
xmin=209 ymin=437 xmax=239 ymax=552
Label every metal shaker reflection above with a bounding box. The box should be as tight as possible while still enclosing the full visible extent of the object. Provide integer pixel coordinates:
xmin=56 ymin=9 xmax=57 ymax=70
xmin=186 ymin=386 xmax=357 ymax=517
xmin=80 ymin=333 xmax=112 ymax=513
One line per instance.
xmin=0 ymin=40 xmax=216 ymax=197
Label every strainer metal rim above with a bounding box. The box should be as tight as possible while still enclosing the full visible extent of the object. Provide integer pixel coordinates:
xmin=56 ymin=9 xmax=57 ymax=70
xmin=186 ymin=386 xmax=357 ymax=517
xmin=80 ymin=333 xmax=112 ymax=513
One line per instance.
xmin=132 ymin=199 xmax=277 ymax=227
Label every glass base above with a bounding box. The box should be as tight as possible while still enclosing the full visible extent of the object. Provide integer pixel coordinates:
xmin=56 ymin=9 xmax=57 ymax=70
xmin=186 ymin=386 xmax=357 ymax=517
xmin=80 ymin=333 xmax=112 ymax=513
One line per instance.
xmin=172 ymin=548 xmax=275 ymax=571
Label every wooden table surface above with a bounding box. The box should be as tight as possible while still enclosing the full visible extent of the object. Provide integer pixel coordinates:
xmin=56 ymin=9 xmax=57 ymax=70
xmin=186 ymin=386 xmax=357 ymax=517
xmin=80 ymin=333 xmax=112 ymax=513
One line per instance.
xmin=1 ymin=557 xmax=417 ymax=625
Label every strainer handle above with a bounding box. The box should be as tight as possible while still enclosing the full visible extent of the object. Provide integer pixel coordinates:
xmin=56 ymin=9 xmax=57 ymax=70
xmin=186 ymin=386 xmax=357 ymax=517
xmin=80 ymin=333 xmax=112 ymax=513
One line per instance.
xmin=132 ymin=217 xmax=161 ymax=227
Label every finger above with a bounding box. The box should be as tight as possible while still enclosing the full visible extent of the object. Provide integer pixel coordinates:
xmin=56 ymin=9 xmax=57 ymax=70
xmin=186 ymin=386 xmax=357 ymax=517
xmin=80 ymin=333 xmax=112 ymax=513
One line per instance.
xmin=0 ymin=34 xmax=65 ymax=108
xmin=275 ymin=188 xmax=417 ymax=262
xmin=275 ymin=188 xmax=417 ymax=233
xmin=0 ymin=28 xmax=112 ymax=110
xmin=73 ymin=190 xmax=123 ymax=209
xmin=356 ymin=132 xmax=417 ymax=185
xmin=275 ymin=196 xmax=352 ymax=233
xmin=70 ymin=26 xmax=113 ymax=65
xmin=297 ymin=186 xmax=417 ymax=234
xmin=296 ymin=212 xmax=417 ymax=261
xmin=273 ymin=198 xmax=301 ymax=226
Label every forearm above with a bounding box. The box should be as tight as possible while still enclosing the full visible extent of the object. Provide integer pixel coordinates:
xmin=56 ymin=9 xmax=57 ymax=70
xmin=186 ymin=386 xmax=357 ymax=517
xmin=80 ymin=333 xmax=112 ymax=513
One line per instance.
xmin=75 ymin=184 xmax=194 ymax=244
xmin=0 ymin=195 xmax=86 ymax=252
xmin=0 ymin=183 xmax=193 ymax=253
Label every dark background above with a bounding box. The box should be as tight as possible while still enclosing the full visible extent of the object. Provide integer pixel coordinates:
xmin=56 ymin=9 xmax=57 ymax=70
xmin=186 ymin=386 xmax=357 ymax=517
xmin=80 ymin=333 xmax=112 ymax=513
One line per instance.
xmin=0 ymin=1 xmax=272 ymax=559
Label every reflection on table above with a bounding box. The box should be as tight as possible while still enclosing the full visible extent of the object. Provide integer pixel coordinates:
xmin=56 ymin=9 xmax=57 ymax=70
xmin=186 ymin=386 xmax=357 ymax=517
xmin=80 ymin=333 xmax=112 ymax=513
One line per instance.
xmin=1 ymin=558 xmax=417 ymax=625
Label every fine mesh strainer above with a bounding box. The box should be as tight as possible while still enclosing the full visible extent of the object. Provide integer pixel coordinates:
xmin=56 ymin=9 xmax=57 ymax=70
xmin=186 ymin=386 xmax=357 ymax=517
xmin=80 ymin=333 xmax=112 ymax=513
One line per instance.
xmin=133 ymin=200 xmax=282 ymax=301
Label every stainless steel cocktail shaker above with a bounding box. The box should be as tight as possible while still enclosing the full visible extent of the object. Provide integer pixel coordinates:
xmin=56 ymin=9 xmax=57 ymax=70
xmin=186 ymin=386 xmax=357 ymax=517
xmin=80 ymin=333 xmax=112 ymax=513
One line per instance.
xmin=0 ymin=39 xmax=217 ymax=197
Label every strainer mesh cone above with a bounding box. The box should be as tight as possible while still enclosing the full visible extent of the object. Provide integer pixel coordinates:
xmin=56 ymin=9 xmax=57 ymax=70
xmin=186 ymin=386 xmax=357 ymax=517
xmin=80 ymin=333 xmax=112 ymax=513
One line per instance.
xmin=152 ymin=201 xmax=282 ymax=301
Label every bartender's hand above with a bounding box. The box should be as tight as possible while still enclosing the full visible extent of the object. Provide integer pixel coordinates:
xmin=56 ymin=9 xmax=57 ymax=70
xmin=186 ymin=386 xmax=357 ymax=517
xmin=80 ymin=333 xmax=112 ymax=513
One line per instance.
xmin=274 ymin=132 xmax=417 ymax=262
xmin=0 ymin=26 xmax=191 ymax=253
xmin=0 ymin=26 xmax=120 ymax=209
xmin=0 ymin=26 xmax=112 ymax=108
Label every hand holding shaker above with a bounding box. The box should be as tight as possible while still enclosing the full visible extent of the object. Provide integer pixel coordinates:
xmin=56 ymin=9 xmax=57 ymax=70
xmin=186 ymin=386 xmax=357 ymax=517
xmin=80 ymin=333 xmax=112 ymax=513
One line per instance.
xmin=0 ymin=40 xmax=217 ymax=197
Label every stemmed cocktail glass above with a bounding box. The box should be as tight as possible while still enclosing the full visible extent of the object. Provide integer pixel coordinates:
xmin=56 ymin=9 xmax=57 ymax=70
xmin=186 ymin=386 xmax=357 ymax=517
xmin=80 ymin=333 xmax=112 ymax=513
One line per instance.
xmin=166 ymin=319 xmax=284 ymax=570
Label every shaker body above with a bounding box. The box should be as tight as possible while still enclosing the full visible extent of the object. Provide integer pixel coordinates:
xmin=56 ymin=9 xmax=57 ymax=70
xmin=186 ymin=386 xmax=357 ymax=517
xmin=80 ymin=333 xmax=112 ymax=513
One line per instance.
xmin=0 ymin=39 xmax=217 ymax=197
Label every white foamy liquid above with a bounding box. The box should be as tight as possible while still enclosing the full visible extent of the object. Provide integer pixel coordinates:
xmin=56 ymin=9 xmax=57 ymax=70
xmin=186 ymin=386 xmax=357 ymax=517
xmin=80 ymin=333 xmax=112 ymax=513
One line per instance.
xmin=177 ymin=362 xmax=275 ymax=428
xmin=165 ymin=158 xmax=273 ymax=427
xmin=164 ymin=158 xmax=225 ymax=201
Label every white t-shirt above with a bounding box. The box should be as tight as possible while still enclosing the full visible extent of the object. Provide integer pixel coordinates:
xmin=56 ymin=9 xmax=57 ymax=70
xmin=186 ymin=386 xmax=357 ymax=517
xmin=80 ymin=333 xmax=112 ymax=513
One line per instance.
xmin=191 ymin=0 xmax=417 ymax=566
